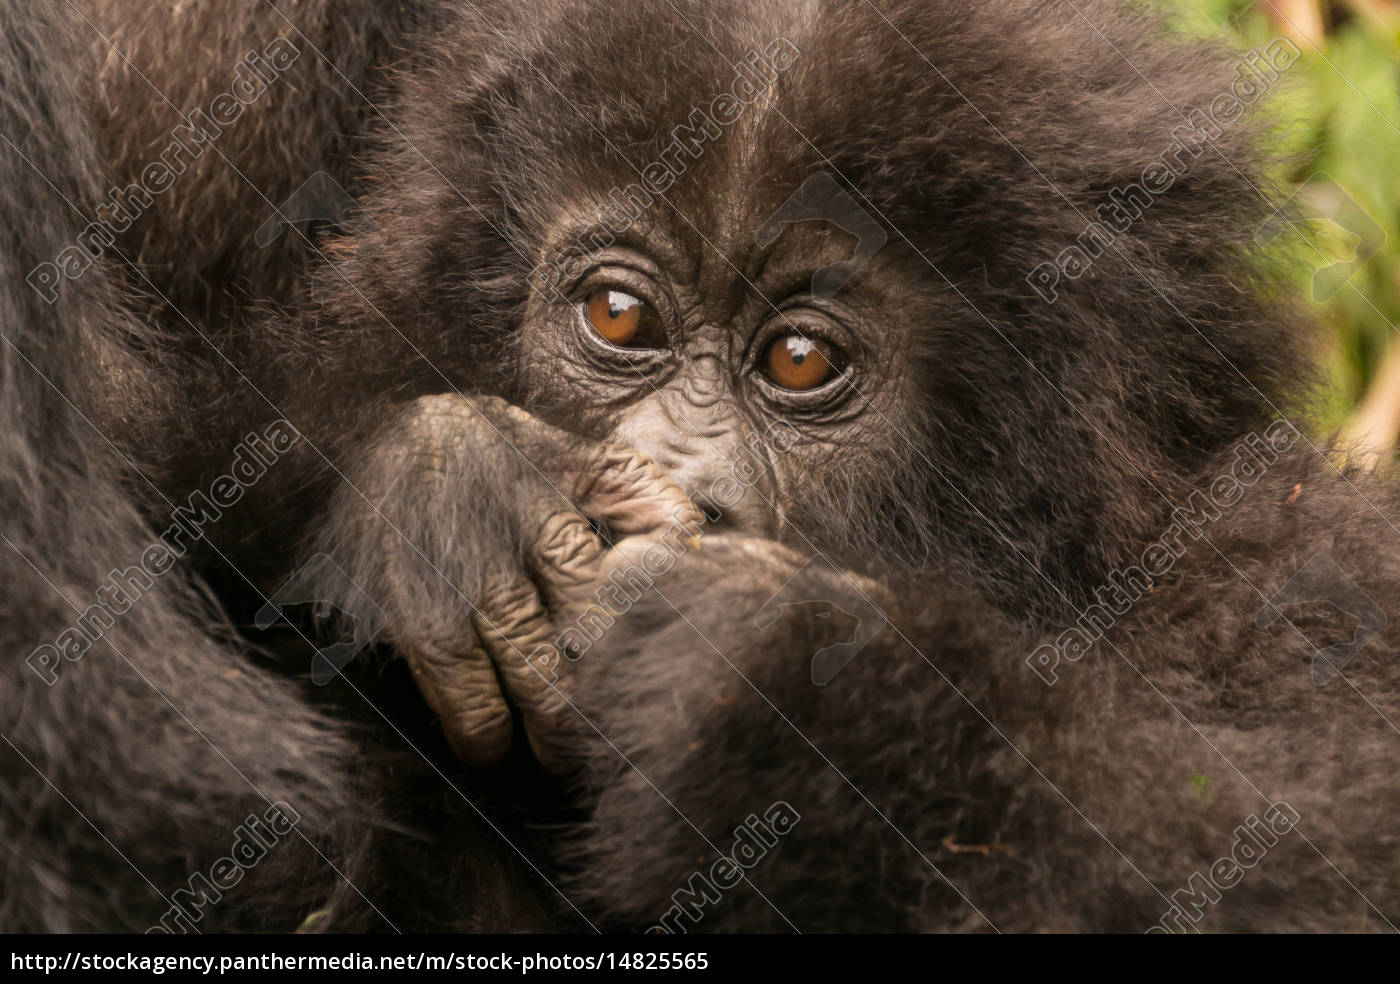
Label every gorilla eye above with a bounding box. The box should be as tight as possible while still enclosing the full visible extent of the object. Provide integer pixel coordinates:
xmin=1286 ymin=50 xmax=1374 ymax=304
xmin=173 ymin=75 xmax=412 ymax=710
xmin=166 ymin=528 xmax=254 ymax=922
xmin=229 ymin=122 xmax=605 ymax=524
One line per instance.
xmin=583 ymin=290 xmax=664 ymax=348
xmin=761 ymin=334 xmax=844 ymax=391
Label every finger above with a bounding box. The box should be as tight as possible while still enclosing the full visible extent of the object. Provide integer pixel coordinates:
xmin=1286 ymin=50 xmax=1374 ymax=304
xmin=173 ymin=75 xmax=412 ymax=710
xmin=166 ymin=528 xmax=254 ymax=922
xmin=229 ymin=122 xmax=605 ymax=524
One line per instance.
xmin=401 ymin=635 xmax=514 ymax=766
xmin=472 ymin=570 xmax=577 ymax=773
xmin=466 ymin=397 xmax=701 ymax=541
xmin=572 ymin=444 xmax=704 ymax=539
xmin=530 ymin=509 xmax=607 ymax=603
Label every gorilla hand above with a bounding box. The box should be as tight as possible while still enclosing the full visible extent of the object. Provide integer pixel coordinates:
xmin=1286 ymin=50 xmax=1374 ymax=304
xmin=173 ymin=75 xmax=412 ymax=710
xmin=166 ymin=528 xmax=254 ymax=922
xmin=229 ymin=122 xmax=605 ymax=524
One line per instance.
xmin=307 ymin=394 xmax=701 ymax=769
xmin=558 ymin=536 xmax=1027 ymax=932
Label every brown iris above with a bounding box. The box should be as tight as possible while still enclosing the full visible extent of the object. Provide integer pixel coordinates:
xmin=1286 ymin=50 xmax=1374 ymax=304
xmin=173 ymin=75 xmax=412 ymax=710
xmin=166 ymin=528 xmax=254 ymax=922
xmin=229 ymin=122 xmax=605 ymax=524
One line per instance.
xmin=762 ymin=334 xmax=839 ymax=390
xmin=584 ymin=290 xmax=663 ymax=347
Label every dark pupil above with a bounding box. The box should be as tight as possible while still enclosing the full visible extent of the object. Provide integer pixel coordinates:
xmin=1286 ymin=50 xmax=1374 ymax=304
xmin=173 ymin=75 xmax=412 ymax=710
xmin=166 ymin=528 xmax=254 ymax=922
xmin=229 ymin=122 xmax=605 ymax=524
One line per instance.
xmin=607 ymin=292 xmax=634 ymax=318
xmin=790 ymin=348 xmax=807 ymax=364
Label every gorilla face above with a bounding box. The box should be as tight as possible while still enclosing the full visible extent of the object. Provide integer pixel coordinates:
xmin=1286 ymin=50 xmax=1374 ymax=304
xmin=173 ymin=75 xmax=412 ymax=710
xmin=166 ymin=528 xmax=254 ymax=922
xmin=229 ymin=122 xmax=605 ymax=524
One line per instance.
xmin=308 ymin=15 xmax=956 ymax=771
xmin=513 ymin=210 xmax=925 ymax=543
xmin=493 ymin=19 xmax=952 ymax=566
xmin=309 ymin=150 xmax=938 ymax=767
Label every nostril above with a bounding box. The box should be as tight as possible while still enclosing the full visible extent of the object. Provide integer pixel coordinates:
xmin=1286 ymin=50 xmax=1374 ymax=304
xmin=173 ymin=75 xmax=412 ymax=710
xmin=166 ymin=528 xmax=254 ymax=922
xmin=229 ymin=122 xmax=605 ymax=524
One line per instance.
xmin=687 ymin=481 xmax=780 ymax=538
xmin=586 ymin=515 xmax=616 ymax=547
xmin=688 ymin=490 xmax=728 ymax=528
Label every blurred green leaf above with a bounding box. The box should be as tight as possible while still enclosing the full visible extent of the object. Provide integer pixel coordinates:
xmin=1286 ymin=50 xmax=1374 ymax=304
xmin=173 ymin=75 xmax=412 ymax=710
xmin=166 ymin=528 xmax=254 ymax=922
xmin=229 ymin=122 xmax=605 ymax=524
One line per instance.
xmin=1148 ymin=0 xmax=1400 ymax=435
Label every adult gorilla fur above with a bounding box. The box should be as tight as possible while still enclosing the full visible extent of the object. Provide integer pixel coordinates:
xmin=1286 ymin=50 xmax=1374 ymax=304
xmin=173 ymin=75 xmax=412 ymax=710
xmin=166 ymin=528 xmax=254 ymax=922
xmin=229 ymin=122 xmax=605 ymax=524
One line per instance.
xmin=2 ymin=0 xmax=1398 ymax=933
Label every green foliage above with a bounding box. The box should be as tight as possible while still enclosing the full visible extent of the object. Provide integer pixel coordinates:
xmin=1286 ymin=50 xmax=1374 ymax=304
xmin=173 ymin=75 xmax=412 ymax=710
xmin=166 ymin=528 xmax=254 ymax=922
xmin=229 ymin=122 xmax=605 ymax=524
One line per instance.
xmin=1190 ymin=772 xmax=1213 ymax=801
xmin=1150 ymin=1 xmax=1400 ymax=432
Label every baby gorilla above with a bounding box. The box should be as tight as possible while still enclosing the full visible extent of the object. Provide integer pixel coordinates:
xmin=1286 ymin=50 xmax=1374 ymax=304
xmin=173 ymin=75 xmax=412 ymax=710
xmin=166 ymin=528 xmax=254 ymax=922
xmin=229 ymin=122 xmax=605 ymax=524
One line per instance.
xmin=10 ymin=0 xmax=1400 ymax=934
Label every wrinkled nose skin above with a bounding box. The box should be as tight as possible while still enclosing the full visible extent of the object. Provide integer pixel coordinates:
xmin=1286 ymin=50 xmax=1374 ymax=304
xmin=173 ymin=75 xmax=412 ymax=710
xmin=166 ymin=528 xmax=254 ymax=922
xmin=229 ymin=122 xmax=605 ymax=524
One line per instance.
xmin=608 ymin=358 xmax=779 ymax=537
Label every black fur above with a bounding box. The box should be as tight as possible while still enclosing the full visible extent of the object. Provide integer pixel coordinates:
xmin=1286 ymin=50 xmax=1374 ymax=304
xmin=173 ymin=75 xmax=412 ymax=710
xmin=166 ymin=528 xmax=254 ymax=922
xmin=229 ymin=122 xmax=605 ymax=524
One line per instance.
xmin=2 ymin=0 xmax=1397 ymax=933
xmin=0 ymin=0 xmax=362 ymax=932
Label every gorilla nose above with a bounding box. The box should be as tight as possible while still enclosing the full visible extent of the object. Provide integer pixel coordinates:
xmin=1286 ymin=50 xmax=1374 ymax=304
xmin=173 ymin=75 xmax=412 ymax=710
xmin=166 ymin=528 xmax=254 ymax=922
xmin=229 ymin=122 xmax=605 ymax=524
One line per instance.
xmin=608 ymin=387 xmax=780 ymax=537
xmin=688 ymin=487 xmax=737 ymax=531
xmin=651 ymin=447 xmax=779 ymax=537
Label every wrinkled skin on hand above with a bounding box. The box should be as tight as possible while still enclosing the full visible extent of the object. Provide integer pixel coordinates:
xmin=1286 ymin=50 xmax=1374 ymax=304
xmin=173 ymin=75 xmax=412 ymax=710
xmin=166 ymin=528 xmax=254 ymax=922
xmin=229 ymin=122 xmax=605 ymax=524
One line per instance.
xmin=311 ymin=394 xmax=703 ymax=770
xmin=314 ymin=393 xmax=893 ymax=775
